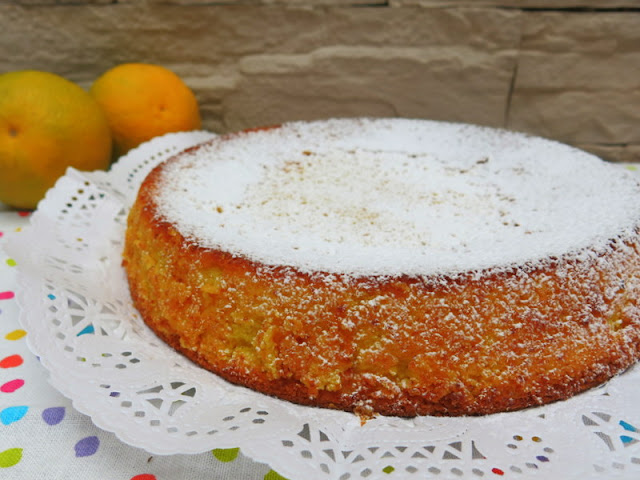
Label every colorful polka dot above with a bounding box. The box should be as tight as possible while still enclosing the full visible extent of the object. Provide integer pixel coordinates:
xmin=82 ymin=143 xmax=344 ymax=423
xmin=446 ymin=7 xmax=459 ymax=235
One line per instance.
xmin=264 ymin=470 xmax=290 ymax=480
xmin=382 ymin=465 xmax=395 ymax=474
xmin=0 ymin=406 xmax=28 ymax=425
xmin=77 ymin=324 xmax=95 ymax=336
xmin=491 ymin=467 xmax=504 ymax=475
xmin=75 ymin=436 xmax=100 ymax=457
xmin=1 ymin=379 xmax=24 ymax=393
xmin=4 ymin=330 xmax=26 ymax=341
xmin=5 ymin=258 xmax=16 ymax=267
xmin=0 ymin=231 xmax=3 ymax=238
xmin=0 ymin=354 xmax=23 ymax=369
xmin=0 ymin=448 xmax=22 ymax=468
xmin=47 ymin=294 xmax=56 ymax=300
xmin=131 ymin=475 xmax=157 ymax=480
xmin=42 ymin=407 xmax=66 ymax=426
xmin=17 ymin=211 xmax=30 ymax=217
xmin=212 ymin=447 xmax=239 ymax=462
xmin=0 ymin=291 xmax=15 ymax=301
xmin=620 ymin=420 xmax=637 ymax=432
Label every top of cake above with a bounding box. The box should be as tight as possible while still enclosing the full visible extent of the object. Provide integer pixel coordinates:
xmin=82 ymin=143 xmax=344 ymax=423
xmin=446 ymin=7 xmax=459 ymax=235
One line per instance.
xmin=152 ymin=118 xmax=640 ymax=277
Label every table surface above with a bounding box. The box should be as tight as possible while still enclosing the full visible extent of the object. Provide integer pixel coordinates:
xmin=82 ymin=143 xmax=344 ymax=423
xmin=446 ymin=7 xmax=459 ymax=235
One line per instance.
xmin=0 ymin=207 xmax=287 ymax=480
xmin=3 ymin=162 xmax=640 ymax=479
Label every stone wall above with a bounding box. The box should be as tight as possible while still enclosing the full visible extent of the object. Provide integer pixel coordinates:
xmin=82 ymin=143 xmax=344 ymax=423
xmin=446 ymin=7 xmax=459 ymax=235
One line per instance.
xmin=1 ymin=1 xmax=639 ymax=162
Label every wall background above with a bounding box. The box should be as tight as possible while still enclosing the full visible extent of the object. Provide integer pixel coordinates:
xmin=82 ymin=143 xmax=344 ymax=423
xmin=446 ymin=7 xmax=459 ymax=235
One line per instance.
xmin=1 ymin=0 xmax=639 ymax=162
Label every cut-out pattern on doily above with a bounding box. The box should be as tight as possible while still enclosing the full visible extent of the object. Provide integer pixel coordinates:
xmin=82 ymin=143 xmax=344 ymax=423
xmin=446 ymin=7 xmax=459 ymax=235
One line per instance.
xmin=582 ymin=411 xmax=640 ymax=475
xmin=6 ymin=130 xmax=640 ymax=479
xmin=277 ymin=420 xmax=562 ymax=478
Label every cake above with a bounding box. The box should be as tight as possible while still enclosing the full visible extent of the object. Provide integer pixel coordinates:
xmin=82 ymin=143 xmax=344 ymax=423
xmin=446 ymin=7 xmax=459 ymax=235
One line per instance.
xmin=123 ymin=118 xmax=640 ymax=417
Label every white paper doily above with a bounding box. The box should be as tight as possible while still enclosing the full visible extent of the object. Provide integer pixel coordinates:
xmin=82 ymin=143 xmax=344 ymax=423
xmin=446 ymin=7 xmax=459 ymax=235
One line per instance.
xmin=6 ymin=130 xmax=640 ymax=480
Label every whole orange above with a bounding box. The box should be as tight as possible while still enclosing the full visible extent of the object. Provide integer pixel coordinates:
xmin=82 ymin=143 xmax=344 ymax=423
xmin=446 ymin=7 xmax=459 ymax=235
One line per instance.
xmin=0 ymin=70 xmax=112 ymax=210
xmin=90 ymin=63 xmax=201 ymax=157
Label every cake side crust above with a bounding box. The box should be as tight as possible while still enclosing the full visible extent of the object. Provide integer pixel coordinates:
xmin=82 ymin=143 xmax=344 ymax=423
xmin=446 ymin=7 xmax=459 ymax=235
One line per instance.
xmin=123 ymin=163 xmax=640 ymax=416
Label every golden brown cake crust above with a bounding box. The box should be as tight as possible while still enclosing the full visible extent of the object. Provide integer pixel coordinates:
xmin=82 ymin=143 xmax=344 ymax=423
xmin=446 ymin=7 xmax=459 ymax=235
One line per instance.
xmin=123 ymin=143 xmax=640 ymax=417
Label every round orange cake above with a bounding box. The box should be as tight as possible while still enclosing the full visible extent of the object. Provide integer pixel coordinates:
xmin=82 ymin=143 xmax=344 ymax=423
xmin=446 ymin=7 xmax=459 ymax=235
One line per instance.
xmin=123 ymin=118 xmax=640 ymax=416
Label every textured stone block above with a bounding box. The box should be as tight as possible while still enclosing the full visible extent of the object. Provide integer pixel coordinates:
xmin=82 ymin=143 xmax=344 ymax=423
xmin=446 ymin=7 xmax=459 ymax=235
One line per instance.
xmin=520 ymin=10 xmax=640 ymax=54
xmin=515 ymin=51 xmax=640 ymax=90
xmin=224 ymin=45 xmax=516 ymax=130
xmin=509 ymin=90 xmax=640 ymax=145
xmin=391 ymin=0 xmax=640 ymax=6
xmin=0 ymin=4 xmax=514 ymax=75
xmin=580 ymin=144 xmax=640 ymax=164
xmin=14 ymin=0 xmax=111 ymax=4
xmin=509 ymin=11 xmax=640 ymax=147
xmin=0 ymin=2 xmax=637 ymax=160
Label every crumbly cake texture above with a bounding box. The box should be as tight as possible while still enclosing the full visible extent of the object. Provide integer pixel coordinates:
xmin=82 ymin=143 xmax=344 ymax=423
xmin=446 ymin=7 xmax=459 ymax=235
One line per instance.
xmin=123 ymin=118 xmax=640 ymax=416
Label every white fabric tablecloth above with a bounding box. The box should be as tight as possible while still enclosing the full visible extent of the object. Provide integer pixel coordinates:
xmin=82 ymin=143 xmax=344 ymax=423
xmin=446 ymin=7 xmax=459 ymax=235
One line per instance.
xmin=0 ymin=208 xmax=285 ymax=479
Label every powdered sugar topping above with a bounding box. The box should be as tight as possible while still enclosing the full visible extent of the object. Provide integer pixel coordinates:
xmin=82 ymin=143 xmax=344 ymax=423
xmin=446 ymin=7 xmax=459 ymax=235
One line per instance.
xmin=153 ymin=118 xmax=640 ymax=276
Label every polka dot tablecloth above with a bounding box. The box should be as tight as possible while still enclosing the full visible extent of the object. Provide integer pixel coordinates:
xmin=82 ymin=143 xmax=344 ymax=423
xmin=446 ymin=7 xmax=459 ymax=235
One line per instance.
xmin=0 ymin=208 xmax=288 ymax=480
xmin=3 ymin=160 xmax=640 ymax=480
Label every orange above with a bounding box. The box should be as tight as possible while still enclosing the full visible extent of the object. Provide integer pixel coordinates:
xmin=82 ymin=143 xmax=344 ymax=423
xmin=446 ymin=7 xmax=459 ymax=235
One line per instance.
xmin=90 ymin=63 xmax=201 ymax=157
xmin=0 ymin=70 xmax=112 ymax=210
